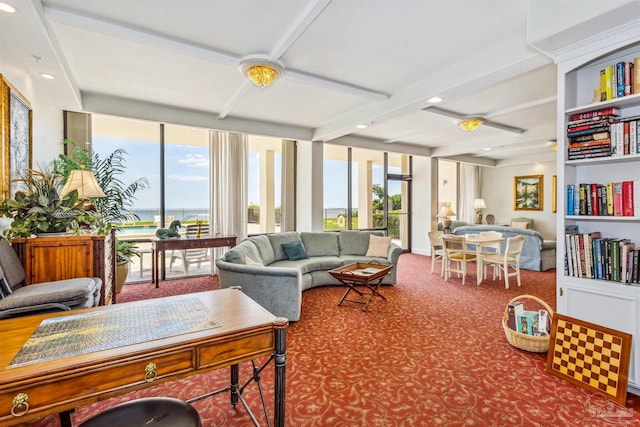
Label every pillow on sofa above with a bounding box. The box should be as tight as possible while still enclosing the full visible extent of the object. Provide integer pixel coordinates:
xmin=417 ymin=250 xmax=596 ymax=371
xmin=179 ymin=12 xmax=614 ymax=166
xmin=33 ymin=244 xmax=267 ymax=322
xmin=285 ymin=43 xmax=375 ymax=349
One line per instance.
xmin=365 ymin=235 xmax=393 ymax=257
xmin=282 ymin=241 xmax=309 ymax=261
xmin=512 ymin=221 xmax=529 ymax=229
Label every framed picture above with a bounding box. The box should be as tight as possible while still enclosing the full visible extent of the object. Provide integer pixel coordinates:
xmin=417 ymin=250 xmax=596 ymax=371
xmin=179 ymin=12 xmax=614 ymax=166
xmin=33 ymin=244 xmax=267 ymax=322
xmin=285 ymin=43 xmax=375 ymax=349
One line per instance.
xmin=552 ymin=175 xmax=557 ymax=213
xmin=514 ymin=174 xmax=543 ymax=211
xmin=1 ymin=74 xmax=32 ymax=199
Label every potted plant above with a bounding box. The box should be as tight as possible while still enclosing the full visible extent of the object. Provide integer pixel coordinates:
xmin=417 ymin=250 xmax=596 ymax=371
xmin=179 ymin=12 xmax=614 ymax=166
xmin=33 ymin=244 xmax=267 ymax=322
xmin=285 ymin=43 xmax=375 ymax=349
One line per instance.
xmin=115 ymin=239 xmax=140 ymax=293
xmin=0 ymin=167 xmax=101 ymax=240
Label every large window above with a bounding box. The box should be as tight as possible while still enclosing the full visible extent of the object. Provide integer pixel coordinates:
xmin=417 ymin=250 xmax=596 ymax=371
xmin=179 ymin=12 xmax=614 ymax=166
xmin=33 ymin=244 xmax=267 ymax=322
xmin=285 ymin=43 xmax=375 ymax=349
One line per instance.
xmin=323 ymin=145 xmax=412 ymax=249
xmin=248 ymin=136 xmax=282 ymax=234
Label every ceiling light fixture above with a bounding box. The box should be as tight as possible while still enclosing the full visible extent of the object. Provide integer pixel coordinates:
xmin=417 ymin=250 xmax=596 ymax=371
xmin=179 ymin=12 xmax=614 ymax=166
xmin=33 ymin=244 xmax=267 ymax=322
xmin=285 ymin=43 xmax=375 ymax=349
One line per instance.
xmin=459 ymin=118 xmax=484 ymax=132
xmin=240 ymin=57 xmax=284 ymax=88
xmin=356 ymin=124 xmax=367 ymax=129
xmin=0 ymin=3 xmax=16 ymax=13
xmin=40 ymin=73 xmax=55 ymax=80
xmin=427 ymin=96 xmax=443 ymax=103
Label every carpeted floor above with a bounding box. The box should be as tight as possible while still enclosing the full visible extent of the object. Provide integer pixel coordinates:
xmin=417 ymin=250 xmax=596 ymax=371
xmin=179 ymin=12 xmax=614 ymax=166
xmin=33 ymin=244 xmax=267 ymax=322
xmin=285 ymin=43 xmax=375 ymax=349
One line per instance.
xmin=23 ymin=254 xmax=640 ymax=426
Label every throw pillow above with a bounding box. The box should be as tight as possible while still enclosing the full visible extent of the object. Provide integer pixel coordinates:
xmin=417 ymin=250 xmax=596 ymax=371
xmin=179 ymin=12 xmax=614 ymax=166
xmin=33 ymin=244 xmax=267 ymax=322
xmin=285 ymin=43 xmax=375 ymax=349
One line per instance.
xmin=365 ymin=235 xmax=392 ymax=257
xmin=281 ymin=241 xmax=309 ymax=261
xmin=244 ymin=256 xmax=262 ymax=266
xmin=512 ymin=221 xmax=529 ymax=229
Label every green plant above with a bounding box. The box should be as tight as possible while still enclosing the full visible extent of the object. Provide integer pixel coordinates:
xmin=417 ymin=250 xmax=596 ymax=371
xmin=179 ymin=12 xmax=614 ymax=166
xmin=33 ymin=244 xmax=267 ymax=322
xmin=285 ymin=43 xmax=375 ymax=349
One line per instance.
xmin=53 ymin=140 xmax=149 ymax=230
xmin=116 ymin=239 xmax=140 ymax=263
xmin=0 ymin=167 xmax=100 ymax=239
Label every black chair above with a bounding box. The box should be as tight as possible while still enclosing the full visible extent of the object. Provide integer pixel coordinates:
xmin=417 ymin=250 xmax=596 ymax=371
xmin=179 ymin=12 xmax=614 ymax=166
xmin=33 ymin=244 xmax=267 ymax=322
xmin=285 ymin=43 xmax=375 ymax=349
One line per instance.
xmin=0 ymin=236 xmax=102 ymax=319
xmin=79 ymin=397 xmax=201 ymax=427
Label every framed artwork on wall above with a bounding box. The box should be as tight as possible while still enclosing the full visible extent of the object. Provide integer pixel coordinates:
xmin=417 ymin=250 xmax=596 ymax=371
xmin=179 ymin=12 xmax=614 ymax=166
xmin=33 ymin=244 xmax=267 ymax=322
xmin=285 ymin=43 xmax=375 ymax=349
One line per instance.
xmin=514 ymin=174 xmax=543 ymax=211
xmin=552 ymin=175 xmax=557 ymax=213
xmin=1 ymin=74 xmax=32 ymax=199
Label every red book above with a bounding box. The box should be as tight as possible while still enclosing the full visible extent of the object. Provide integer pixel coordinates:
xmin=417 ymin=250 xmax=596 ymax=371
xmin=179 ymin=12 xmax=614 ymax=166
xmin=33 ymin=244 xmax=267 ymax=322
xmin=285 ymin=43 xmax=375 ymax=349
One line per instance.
xmin=613 ymin=182 xmax=623 ymax=216
xmin=623 ymin=181 xmax=634 ymax=216
xmin=569 ymin=108 xmax=620 ymax=121
xmin=591 ymin=183 xmax=599 ymax=216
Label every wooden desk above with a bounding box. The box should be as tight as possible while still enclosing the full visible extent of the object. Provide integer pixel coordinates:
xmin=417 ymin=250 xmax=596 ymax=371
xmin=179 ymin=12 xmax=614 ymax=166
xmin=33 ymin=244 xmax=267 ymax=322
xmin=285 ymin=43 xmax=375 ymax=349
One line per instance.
xmin=464 ymin=234 xmax=505 ymax=284
xmin=0 ymin=289 xmax=287 ymax=427
xmin=152 ymin=236 xmax=236 ymax=287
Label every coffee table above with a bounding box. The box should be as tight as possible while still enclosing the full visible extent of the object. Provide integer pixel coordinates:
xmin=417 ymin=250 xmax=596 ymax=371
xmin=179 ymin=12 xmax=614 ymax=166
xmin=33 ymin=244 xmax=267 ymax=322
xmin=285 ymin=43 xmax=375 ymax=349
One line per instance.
xmin=329 ymin=262 xmax=393 ymax=311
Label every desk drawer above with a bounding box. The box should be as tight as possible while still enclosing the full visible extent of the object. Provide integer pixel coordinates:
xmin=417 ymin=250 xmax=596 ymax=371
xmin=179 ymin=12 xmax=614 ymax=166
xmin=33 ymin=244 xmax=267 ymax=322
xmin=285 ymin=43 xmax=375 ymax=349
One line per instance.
xmin=199 ymin=332 xmax=273 ymax=369
xmin=0 ymin=349 xmax=194 ymax=423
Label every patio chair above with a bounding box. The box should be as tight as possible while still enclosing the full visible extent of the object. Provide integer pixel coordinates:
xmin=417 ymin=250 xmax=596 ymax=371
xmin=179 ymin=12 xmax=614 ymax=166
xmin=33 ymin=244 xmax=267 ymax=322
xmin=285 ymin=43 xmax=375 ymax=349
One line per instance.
xmin=0 ymin=236 xmax=102 ymax=319
xmin=169 ymin=223 xmax=211 ymax=274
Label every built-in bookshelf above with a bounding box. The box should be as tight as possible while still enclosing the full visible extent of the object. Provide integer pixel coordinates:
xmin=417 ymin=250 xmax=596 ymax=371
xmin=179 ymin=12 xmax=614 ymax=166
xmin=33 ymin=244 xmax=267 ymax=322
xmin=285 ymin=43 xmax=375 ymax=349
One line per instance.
xmin=556 ymin=35 xmax=640 ymax=395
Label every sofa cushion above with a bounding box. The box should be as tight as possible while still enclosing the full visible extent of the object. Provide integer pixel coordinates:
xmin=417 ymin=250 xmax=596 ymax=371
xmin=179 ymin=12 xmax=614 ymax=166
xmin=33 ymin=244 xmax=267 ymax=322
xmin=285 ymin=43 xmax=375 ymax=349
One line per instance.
xmin=224 ymin=240 xmax=263 ymax=264
xmin=248 ymin=235 xmax=276 ymax=265
xmin=300 ymin=232 xmax=339 ymax=257
xmin=366 ymin=235 xmax=393 ymax=257
xmin=0 ymin=278 xmax=98 ymax=310
xmin=268 ymin=232 xmax=303 ymax=262
xmin=270 ymin=256 xmax=343 ymax=274
xmin=282 ymin=241 xmax=309 ymax=261
xmin=338 ymin=230 xmax=382 ymax=255
xmin=339 ymin=255 xmax=391 ymax=266
xmin=245 ymin=256 xmax=262 ymax=266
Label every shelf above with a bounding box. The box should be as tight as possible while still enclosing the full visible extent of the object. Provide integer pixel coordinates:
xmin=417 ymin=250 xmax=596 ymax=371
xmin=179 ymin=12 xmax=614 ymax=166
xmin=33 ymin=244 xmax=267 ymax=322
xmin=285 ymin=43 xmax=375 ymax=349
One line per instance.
xmin=561 ymin=275 xmax=640 ymax=290
xmin=564 ymin=215 xmax=640 ymax=221
xmin=566 ymin=153 xmax=640 ymax=166
xmin=566 ymin=93 xmax=640 ymax=116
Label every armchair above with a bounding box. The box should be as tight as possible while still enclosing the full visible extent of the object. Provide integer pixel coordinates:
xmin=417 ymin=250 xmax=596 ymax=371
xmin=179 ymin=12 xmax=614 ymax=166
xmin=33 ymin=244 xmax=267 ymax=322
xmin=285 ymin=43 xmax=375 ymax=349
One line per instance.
xmin=0 ymin=237 xmax=102 ymax=319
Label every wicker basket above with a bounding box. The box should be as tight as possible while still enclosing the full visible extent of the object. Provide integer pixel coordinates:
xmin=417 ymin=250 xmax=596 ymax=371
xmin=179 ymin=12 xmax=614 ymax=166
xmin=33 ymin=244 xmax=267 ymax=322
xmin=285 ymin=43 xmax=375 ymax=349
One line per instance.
xmin=502 ymin=294 xmax=554 ymax=353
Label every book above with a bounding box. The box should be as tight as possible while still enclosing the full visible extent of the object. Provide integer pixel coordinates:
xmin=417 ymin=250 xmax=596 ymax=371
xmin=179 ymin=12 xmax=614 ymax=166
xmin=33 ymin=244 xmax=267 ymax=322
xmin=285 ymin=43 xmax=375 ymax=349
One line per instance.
xmin=566 ymin=125 xmax=611 ymax=138
xmin=566 ymin=234 xmax=575 ymax=276
xmin=635 ymin=57 xmax=640 ymax=95
xmin=606 ymin=182 xmax=614 ymax=215
xmin=622 ymin=181 xmax=634 ymax=216
xmin=516 ymin=311 xmax=539 ymax=336
xmin=569 ymin=108 xmax=620 ymax=121
xmin=616 ymin=62 xmax=625 ymax=98
xmin=590 ymin=183 xmax=599 ymax=216
xmin=634 ymin=180 xmax=640 ymax=218
xmin=567 ymin=185 xmax=574 ymax=215
xmin=568 ymin=132 xmax=610 ymax=143
xmin=613 ymin=182 xmax=623 ymax=216
xmin=507 ymin=301 xmax=524 ymax=330
xmin=625 ymin=61 xmax=632 ymax=96
xmin=604 ymin=66 xmax=613 ymax=100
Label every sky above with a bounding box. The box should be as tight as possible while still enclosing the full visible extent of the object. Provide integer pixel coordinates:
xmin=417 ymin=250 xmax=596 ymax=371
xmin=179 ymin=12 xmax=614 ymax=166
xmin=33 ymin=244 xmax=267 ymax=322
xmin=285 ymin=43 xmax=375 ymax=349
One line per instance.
xmin=94 ymin=137 xmax=401 ymax=211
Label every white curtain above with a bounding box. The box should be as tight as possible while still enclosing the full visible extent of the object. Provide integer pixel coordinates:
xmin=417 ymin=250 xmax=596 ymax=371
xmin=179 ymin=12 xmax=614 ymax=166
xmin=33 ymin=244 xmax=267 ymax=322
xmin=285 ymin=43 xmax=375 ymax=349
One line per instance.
xmin=210 ymin=130 xmax=248 ymax=272
xmin=280 ymin=139 xmax=296 ymax=232
xmin=459 ymin=164 xmax=479 ymax=224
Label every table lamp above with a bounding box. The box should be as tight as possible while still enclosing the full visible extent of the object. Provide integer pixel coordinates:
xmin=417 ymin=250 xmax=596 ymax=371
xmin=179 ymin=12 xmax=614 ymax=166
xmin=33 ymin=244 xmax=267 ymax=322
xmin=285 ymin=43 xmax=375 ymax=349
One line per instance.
xmin=438 ymin=203 xmax=456 ymax=231
xmin=61 ymin=167 xmax=106 ymax=207
xmin=473 ymin=198 xmax=486 ymax=224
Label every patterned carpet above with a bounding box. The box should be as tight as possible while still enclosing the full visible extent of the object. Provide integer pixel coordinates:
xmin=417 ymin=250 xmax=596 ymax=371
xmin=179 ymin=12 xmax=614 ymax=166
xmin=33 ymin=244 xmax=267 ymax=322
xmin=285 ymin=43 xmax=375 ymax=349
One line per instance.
xmin=23 ymin=254 xmax=640 ymax=426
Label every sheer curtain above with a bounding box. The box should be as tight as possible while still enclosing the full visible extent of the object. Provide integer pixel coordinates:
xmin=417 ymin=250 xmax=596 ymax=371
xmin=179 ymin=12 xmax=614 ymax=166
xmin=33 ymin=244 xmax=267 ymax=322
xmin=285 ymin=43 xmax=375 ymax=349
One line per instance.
xmin=280 ymin=139 xmax=296 ymax=232
xmin=210 ymin=130 xmax=248 ymax=272
xmin=459 ymin=164 xmax=480 ymax=224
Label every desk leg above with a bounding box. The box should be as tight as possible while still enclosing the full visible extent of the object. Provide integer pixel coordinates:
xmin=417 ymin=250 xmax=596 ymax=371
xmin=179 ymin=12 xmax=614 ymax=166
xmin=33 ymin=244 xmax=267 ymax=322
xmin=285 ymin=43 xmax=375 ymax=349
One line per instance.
xmin=59 ymin=410 xmax=72 ymax=427
xmin=274 ymin=319 xmax=287 ymax=427
xmin=153 ymin=248 xmax=159 ymax=288
xmin=230 ymin=364 xmax=239 ymax=406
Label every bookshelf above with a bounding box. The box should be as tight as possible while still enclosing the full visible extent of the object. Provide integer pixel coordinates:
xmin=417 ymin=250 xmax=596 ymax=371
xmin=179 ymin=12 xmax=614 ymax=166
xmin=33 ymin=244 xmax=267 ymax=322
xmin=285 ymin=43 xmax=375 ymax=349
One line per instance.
xmin=556 ymin=34 xmax=640 ymax=395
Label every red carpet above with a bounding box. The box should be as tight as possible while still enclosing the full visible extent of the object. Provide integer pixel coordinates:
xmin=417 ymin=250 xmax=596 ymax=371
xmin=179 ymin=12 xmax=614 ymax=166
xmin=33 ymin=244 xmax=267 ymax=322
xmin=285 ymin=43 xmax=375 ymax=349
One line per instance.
xmin=22 ymin=254 xmax=640 ymax=426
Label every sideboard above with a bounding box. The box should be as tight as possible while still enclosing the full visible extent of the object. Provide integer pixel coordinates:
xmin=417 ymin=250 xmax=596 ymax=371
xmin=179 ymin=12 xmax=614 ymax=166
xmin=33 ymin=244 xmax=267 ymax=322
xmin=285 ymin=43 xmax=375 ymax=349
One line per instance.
xmin=10 ymin=232 xmax=116 ymax=305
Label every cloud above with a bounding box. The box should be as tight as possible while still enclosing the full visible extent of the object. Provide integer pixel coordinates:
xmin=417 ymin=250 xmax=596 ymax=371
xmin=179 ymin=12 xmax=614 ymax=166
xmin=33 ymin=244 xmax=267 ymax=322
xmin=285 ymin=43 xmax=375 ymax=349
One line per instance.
xmin=178 ymin=153 xmax=208 ymax=168
xmin=167 ymin=174 xmax=208 ymax=182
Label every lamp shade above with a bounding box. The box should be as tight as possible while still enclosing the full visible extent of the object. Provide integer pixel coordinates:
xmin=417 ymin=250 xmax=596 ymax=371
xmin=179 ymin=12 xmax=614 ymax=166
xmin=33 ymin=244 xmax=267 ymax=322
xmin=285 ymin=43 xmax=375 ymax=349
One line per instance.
xmin=438 ymin=203 xmax=456 ymax=218
xmin=473 ymin=198 xmax=486 ymax=210
xmin=61 ymin=169 xmax=106 ymax=198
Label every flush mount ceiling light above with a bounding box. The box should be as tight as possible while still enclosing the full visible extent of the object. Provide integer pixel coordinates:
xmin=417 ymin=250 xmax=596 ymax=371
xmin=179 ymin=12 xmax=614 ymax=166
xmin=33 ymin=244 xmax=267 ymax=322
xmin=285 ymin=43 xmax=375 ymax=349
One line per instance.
xmin=239 ymin=57 xmax=284 ymax=88
xmin=422 ymin=106 xmax=526 ymax=134
xmin=0 ymin=2 xmax=16 ymax=13
xmin=459 ymin=118 xmax=484 ymax=132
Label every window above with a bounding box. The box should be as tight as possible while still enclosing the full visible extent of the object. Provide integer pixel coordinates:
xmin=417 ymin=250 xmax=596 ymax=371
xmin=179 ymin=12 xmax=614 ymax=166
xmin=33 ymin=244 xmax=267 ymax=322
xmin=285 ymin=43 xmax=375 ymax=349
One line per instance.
xmin=248 ymin=136 xmax=282 ymax=234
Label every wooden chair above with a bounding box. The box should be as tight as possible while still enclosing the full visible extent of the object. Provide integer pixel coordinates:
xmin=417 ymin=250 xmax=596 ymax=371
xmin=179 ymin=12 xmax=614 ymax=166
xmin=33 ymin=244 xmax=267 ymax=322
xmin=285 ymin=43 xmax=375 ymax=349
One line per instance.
xmin=480 ymin=235 xmax=525 ymax=289
xmin=428 ymin=230 xmax=444 ymax=275
xmin=169 ymin=223 xmax=211 ymax=274
xmin=441 ymin=234 xmax=476 ymax=285
xmin=478 ymin=230 xmax=503 ymax=278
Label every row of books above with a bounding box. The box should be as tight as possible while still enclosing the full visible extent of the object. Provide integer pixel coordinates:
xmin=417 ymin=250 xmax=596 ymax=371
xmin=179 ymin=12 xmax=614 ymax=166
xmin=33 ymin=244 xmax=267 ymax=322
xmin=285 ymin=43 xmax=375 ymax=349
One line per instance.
xmin=598 ymin=58 xmax=639 ymax=101
xmin=567 ymin=181 xmax=640 ymax=217
xmin=566 ymin=108 xmax=640 ymax=160
xmin=506 ymin=301 xmax=550 ymax=336
xmin=565 ymin=232 xmax=640 ymax=285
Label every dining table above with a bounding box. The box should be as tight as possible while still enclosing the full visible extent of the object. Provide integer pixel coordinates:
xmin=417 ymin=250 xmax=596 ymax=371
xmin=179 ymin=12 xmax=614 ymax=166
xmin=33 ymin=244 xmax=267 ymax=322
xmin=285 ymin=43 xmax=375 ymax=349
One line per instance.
xmin=462 ymin=234 xmax=505 ymax=285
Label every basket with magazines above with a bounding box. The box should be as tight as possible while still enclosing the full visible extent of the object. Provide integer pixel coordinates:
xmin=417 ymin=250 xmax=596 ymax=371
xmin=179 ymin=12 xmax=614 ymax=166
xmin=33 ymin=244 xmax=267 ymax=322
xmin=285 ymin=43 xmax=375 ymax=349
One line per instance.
xmin=502 ymin=294 xmax=553 ymax=353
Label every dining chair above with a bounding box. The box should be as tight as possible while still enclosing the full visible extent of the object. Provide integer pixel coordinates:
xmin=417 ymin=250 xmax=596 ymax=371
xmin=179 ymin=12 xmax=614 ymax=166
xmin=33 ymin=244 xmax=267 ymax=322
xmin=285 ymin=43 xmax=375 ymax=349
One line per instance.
xmin=427 ymin=230 xmax=445 ymax=275
xmin=478 ymin=230 xmax=503 ymax=278
xmin=480 ymin=235 xmax=525 ymax=289
xmin=441 ymin=234 xmax=477 ymax=285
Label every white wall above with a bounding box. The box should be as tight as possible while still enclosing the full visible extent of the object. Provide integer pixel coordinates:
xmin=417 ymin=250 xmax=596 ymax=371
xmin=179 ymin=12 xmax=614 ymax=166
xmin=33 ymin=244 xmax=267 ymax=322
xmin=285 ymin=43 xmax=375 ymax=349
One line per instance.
xmin=480 ymin=161 xmax=557 ymax=240
xmin=411 ymin=156 xmax=432 ymax=256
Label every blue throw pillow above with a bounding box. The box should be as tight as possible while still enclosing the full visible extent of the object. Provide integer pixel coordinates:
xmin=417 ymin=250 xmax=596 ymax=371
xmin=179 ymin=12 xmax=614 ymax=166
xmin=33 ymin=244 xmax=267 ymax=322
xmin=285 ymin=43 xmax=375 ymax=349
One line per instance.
xmin=281 ymin=241 xmax=309 ymax=261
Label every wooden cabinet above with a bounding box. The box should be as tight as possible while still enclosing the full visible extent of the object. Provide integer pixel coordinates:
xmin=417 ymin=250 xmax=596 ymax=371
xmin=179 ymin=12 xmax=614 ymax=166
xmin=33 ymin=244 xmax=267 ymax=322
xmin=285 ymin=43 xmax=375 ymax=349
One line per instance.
xmin=11 ymin=232 xmax=116 ymax=305
xmin=555 ymin=32 xmax=640 ymax=395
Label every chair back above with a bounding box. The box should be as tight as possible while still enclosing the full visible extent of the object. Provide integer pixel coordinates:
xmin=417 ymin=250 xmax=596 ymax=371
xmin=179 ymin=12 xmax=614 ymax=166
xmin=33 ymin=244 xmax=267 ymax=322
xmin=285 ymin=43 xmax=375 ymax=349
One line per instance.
xmin=441 ymin=234 xmax=466 ymax=252
xmin=0 ymin=237 xmax=27 ymax=290
xmin=505 ymin=235 xmax=525 ymax=258
xmin=428 ymin=231 xmax=443 ymax=250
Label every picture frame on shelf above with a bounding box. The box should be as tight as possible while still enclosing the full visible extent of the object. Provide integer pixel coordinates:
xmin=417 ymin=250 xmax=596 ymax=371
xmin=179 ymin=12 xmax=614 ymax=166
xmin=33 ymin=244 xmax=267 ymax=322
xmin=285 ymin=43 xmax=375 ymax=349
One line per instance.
xmin=552 ymin=175 xmax=557 ymax=213
xmin=1 ymin=74 xmax=33 ymax=200
xmin=514 ymin=174 xmax=543 ymax=211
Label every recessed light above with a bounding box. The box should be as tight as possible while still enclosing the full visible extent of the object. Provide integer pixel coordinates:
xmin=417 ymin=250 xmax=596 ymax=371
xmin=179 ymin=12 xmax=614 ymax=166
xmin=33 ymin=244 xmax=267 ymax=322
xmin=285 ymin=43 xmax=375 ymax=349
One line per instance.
xmin=356 ymin=124 xmax=367 ymax=129
xmin=427 ymin=96 xmax=443 ymax=103
xmin=483 ymin=147 xmax=492 ymax=151
xmin=40 ymin=73 xmax=55 ymax=80
xmin=0 ymin=2 xmax=16 ymax=13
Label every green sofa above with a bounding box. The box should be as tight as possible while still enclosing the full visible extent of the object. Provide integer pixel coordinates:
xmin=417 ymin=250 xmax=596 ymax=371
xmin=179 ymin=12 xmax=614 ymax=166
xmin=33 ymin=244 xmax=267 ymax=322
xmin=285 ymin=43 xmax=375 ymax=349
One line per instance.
xmin=215 ymin=230 xmax=403 ymax=321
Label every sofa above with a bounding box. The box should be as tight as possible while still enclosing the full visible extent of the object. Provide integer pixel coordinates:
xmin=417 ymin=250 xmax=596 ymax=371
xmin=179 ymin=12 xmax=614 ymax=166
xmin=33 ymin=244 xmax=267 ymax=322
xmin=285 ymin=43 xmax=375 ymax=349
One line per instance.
xmin=215 ymin=230 xmax=403 ymax=321
xmin=452 ymin=225 xmax=556 ymax=272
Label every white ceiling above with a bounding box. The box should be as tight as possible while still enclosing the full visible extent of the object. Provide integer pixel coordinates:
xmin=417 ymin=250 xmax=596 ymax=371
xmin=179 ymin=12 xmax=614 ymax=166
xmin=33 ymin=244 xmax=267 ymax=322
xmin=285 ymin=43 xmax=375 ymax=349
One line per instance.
xmin=2 ymin=0 xmax=566 ymax=166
